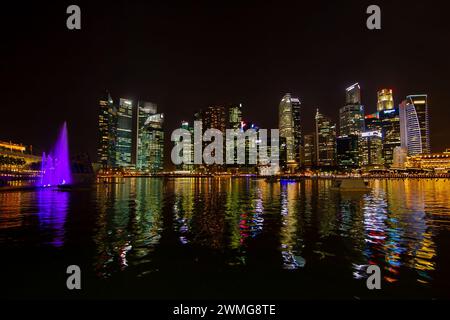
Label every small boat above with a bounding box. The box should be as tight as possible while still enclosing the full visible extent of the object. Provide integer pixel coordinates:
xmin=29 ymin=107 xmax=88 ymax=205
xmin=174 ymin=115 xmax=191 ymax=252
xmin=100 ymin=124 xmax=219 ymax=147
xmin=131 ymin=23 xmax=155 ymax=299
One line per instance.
xmin=330 ymin=178 xmax=371 ymax=192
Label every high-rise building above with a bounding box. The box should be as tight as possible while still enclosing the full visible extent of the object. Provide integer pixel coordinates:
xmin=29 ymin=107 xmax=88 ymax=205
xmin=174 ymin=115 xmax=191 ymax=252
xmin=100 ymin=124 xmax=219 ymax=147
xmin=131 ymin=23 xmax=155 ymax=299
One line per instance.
xmin=345 ymin=83 xmax=361 ymax=105
xmin=136 ymin=101 xmax=164 ymax=173
xmin=315 ymin=109 xmax=336 ymax=167
xmin=377 ymin=89 xmax=394 ymax=112
xmin=339 ymin=105 xmax=365 ymax=136
xmin=380 ymin=108 xmax=401 ymax=167
xmin=115 ymin=98 xmax=134 ymax=167
xmin=340 ymin=83 xmax=364 ymax=135
xmin=175 ymin=121 xmax=194 ymax=172
xmin=364 ymin=112 xmax=382 ymax=132
xmin=399 ymin=95 xmax=430 ymax=155
xmin=97 ymin=92 xmax=117 ymax=168
xmin=279 ymin=93 xmax=301 ymax=171
xmin=359 ymin=131 xmax=383 ymax=168
xmin=228 ymin=104 xmax=242 ymax=130
xmin=136 ymin=112 xmax=164 ymax=173
xmin=203 ymin=106 xmax=226 ymax=132
xmin=336 ymin=135 xmax=359 ymax=169
xmin=302 ymin=133 xmax=315 ymax=167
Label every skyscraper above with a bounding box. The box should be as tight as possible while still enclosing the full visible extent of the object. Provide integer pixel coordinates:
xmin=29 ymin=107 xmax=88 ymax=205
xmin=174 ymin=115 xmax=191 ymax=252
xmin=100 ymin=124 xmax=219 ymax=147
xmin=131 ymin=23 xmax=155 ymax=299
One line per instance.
xmin=176 ymin=121 xmax=194 ymax=172
xmin=228 ymin=104 xmax=242 ymax=130
xmin=136 ymin=112 xmax=164 ymax=173
xmin=136 ymin=101 xmax=164 ymax=173
xmin=315 ymin=109 xmax=336 ymax=167
xmin=97 ymin=92 xmax=117 ymax=168
xmin=364 ymin=112 xmax=382 ymax=132
xmin=399 ymin=95 xmax=430 ymax=155
xmin=380 ymin=108 xmax=401 ymax=167
xmin=302 ymin=133 xmax=315 ymax=167
xmin=377 ymin=89 xmax=394 ymax=112
xmin=340 ymin=83 xmax=365 ymax=136
xmin=203 ymin=106 xmax=227 ymax=132
xmin=279 ymin=93 xmax=301 ymax=171
xmin=336 ymin=135 xmax=359 ymax=169
xmin=359 ymin=131 xmax=383 ymax=168
xmin=116 ymin=98 xmax=134 ymax=167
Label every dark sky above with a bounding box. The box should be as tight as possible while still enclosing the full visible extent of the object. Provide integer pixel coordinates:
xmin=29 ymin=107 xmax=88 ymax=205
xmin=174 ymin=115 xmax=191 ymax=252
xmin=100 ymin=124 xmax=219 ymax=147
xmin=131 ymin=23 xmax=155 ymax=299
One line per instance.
xmin=1 ymin=0 xmax=449 ymax=166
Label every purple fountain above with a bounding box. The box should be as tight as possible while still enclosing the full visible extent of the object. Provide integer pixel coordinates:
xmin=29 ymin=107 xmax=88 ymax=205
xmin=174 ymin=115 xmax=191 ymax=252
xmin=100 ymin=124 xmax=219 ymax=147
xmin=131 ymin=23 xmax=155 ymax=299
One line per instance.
xmin=39 ymin=122 xmax=72 ymax=187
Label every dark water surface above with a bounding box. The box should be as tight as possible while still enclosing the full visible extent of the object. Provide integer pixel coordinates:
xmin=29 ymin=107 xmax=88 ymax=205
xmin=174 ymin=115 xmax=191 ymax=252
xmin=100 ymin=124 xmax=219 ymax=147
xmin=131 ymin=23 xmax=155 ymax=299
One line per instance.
xmin=1 ymin=178 xmax=449 ymax=299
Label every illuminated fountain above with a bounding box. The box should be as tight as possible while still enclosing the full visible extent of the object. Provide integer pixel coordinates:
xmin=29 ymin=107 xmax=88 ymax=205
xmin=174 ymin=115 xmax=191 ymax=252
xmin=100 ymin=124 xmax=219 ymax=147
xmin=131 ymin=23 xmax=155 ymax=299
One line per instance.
xmin=39 ymin=122 xmax=72 ymax=187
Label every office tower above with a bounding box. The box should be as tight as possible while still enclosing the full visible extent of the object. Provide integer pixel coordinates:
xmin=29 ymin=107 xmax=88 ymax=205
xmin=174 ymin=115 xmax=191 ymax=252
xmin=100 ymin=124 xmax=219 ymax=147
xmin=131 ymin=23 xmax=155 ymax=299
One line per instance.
xmin=228 ymin=104 xmax=243 ymax=130
xmin=399 ymin=95 xmax=430 ymax=155
xmin=345 ymin=82 xmax=361 ymax=104
xmin=200 ymin=106 xmax=227 ymax=172
xmin=279 ymin=93 xmax=302 ymax=171
xmin=377 ymin=89 xmax=394 ymax=112
xmin=315 ymin=109 xmax=336 ymax=167
xmin=135 ymin=101 xmax=164 ymax=173
xmin=136 ymin=112 xmax=164 ymax=173
xmin=175 ymin=121 xmax=194 ymax=172
xmin=359 ymin=131 xmax=383 ymax=167
xmin=237 ymin=121 xmax=260 ymax=173
xmin=97 ymin=92 xmax=117 ymax=168
xmin=380 ymin=108 xmax=401 ymax=167
xmin=115 ymin=98 xmax=134 ymax=167
xmin=339 ymin=105 xmax=365 ymax=136
xmin=364 ymin=112 xmax=382 ymax=132
xmin=203 ymin=106 xmax=227 ymax=132
xmin=336 ymin=135 xmax=359 ymax=169
xmin=340 ymin=83 xmax=365 ymax=136
xmin=303 ymin=133 xmax=315 ymax=167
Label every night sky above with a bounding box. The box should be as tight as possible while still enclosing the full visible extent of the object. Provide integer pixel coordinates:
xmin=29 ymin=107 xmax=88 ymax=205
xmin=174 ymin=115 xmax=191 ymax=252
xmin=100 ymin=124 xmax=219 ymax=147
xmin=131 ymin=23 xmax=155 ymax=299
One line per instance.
xmin=1 ymin=0 xmax=449 ymax=168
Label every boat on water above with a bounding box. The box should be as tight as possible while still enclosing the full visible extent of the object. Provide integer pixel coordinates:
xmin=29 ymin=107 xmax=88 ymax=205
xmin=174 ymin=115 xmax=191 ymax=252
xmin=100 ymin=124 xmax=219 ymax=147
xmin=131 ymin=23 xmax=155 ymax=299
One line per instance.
xmin=330 ymin=178 xmax=371 ymax=192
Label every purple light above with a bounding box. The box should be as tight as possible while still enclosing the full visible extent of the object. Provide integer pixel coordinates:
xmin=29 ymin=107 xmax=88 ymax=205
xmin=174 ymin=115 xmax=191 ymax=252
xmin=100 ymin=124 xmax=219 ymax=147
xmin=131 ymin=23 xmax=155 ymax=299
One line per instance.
xmin=38 ymin=122 xmax=72 ymax=187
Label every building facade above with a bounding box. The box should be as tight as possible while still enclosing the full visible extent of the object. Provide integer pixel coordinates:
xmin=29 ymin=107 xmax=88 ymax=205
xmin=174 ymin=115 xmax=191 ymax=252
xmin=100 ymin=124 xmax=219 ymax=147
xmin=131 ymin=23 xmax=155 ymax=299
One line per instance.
xmin=377 ymin=89 xmax=394 ymax=112
xmin=399 ymin=95 xmax=430 ymax=155
xmin=359 ymin=131 xmax=383 ymax=168
xmin=315 ymin=109 xmax=336 ymax=167
xmin=279 ymin=93 xmax=301 ymax=171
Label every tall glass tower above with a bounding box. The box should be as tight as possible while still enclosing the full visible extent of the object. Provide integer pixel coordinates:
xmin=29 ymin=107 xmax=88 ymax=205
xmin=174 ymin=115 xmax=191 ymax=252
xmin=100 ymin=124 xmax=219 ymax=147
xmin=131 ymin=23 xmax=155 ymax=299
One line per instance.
xmin=116 ymin=98 xmax=134 ymax=167
xmin=377 ymin=89 xmax=394 ymax=112
xmin=278 ymin=93 xmax=301 ymax=171
xmin=136 ymin=102 xmax=164 ymax=173
xmin=399 ymin=95 xmax=430 ymax=155
xmin=339 ymin=83 xmax=365 ymax=136
xmin=315 ymin=109 xmax=336 ymax=167
xmin=97 ymin=92 xmax=117 ymax=168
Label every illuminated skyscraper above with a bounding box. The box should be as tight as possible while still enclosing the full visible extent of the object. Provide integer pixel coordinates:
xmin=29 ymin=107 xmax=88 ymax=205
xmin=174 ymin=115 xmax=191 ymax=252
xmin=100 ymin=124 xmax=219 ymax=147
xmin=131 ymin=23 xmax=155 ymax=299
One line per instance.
xmin=228 ymin=104 xmax=242 ymax=130
xmin=380 ymin=108 xmax=401 ymax=167
xmin=377 ymin=89 xmax=394 ymax=112
xmin=364 ymin=112 xmax=382 ymax=132
xmin=315 ymin=109 xmax=336 ymax=167
xmin=176 ymin=121 xmax=194 ymax=172
xmin=340 ymin=83 xmax=365 ymax=136
xmin=302 ymin=133 xmax=315 ymax=167
xmin=136 ymin=101 xmax=164 ymax=173
xmin=97 ymin=92 xmax=117 ymax=168
xmin=203 ymin=106 xmax=227 ymax=132
xmin=279 ymin=93 xmax=301 ymax=171
xmin=115 ymin=98 xmax=134 ymax=167
xmin=359 ymin=131 xmax=383 ymax=168
xmin=399 ymin=95 xmax=430 ymax=155
xmin=136 ymin=111 xmax=164 ymax=173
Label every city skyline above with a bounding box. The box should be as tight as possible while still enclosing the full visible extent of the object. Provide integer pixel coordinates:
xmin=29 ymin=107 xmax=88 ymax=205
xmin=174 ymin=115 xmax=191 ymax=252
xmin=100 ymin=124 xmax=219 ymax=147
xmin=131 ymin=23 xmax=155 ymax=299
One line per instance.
xmin=1 ymin=1 xmax=449 ymax=165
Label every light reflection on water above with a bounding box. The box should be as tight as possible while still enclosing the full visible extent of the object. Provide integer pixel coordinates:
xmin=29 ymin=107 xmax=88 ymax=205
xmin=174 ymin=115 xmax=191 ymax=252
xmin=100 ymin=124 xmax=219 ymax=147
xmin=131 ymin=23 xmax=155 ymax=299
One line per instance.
xmin=0 ymin=178 xmax=449 ymax=294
